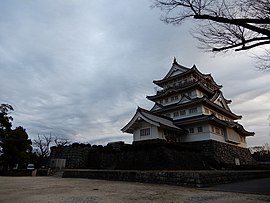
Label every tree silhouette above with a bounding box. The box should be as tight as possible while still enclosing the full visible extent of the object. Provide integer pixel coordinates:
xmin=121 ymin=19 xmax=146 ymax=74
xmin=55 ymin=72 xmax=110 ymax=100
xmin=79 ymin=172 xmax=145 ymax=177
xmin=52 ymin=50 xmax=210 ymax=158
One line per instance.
xmin=0 ymin=104 xmax=32 ymax=170
xmin=153 ymin=0 xmax=270 ymax=69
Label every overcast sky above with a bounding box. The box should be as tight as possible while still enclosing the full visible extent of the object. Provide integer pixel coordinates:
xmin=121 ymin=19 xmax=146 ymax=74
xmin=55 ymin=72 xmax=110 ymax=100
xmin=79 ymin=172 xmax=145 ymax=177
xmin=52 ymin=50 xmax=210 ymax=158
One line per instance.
xmin=0 ymin=0 xmax=269 ymax=147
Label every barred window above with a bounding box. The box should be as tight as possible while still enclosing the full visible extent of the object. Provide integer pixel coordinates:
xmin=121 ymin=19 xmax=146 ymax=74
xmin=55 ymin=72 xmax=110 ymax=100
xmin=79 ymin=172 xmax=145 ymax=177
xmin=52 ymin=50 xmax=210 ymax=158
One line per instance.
xmin=140 ymin=128 xmax=150 ymax=136
xmin=180 ymin=110 xmax=186 ymax=115
xmin=221 ymin=129 xmax=225 ymax=136
xmin=173 ymin=112 xmax=179 ymax=117
xmin=198 ymin=126 xmax=203 ymax=132
xmin=189 ymin=128 xmax=194 ymax=134
xmin=189 ymin=108 xmax=197 ymax=114
xmin=165 ymin=113 xmax=171 ymax=118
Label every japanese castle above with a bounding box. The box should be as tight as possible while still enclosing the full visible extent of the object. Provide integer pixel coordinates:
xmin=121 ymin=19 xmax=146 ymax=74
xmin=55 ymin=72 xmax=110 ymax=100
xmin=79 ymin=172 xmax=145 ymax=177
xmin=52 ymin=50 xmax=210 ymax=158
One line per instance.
xmin=122 ymin=58 xmax=254 ymax=148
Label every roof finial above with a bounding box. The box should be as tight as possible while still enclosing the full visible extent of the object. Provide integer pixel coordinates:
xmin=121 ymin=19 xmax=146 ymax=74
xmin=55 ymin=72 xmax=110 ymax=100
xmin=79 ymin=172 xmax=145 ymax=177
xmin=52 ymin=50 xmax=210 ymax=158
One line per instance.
xmin=173 ymin=57 xmax=177 ymax=64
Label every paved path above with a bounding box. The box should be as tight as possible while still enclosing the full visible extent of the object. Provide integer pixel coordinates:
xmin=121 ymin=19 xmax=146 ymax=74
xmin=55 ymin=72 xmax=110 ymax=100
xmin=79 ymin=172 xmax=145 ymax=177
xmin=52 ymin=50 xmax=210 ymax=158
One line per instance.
xmin=204 ymin=177 xmax=270 ymax=196
xmin=0 ymin=176 xmax=270 ymax=203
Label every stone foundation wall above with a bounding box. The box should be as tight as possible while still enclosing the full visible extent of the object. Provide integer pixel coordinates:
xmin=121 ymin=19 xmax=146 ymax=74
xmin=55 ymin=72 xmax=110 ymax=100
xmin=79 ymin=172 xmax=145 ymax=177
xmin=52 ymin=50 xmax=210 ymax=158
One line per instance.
xmin=49 ymin=140 xmax=256 ymax=170
xmin=63 ymin=169 xmax=270 ymax=187
xmin=50 ymin=145 xmax=91 ymax=169
xmin=185 ymin=140 xmax=256 ymax=168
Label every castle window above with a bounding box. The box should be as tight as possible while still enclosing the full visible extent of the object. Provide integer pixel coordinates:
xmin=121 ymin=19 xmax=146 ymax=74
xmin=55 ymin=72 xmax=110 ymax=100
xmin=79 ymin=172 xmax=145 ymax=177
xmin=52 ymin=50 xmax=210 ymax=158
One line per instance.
xmin=180 ymin=110 xmax=186 ymax=115
xmin=189 ymin=108 xmax=197 ymax=114
xmin=215 ymin=127 xmax=220 ymax=134
xmin=221 ymin=129 xmax=225 ymax=136
xmin=171 ymin=95 xmax=179 ymax=102
xmin=189 ymin=128 xmax=194 ymax=134
xmin=140 ymin=128 xmax=150 ymax=136
xmin=198 ymin=126 xmax=203 ymax=132
xmin=165 ymin=113 xmax=171 ymax=118
xmin=165 ymin=98 xmax=168 ymax=103
xmin=173 ymin=112 xmax=179 ymax=117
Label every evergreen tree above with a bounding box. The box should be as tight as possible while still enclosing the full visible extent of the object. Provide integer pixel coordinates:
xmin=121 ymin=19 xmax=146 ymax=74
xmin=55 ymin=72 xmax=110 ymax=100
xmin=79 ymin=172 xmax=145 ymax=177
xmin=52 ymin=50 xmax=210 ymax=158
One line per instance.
xmin=0 ymin=104 xmax=32 ymax=170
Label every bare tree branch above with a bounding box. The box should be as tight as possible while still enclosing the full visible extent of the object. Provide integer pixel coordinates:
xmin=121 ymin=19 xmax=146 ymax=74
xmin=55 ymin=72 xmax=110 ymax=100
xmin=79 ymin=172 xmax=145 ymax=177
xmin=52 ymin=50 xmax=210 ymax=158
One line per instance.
xmin=212 ymin=37 xmax=270 ymax=51
xmin=33 ymin=134 xmax=52 ymax=158
xmin=194 ymin=14 xmax=270 ymax=37
xmin=153 ymin=0 xmax=270 ymax=69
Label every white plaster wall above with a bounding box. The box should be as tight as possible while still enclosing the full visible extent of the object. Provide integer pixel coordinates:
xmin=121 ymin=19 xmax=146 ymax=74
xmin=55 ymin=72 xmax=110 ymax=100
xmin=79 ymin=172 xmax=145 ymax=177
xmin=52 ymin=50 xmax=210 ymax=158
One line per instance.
xmin=210 ymin=132 xmax=247 ymax=148
xmin=202 ymin=105 xmax=209 ymax=115
xmin=169 ymin=105 xmax=203 ymax=120
xmin=195 ymin=89 xmax=204 ymax=98
xmin=181 ymin=132 xmax=211 ymax=142
xmin=180 ymin=123 xmax=210 ymax=142
xmin=208 ymin=125 xmax=247 ymax=148
xmin=158 ymin=128 xmax=166 ymax=140
xmin=210 ymin=133 xmax=226 ymax=143
xmin=226 ymin=128 xmax=241 ymax=143
xmin=226 ymin=128 xmax=247 ymax=147
xmin=133 ymin=124 xmax=161 ymax=142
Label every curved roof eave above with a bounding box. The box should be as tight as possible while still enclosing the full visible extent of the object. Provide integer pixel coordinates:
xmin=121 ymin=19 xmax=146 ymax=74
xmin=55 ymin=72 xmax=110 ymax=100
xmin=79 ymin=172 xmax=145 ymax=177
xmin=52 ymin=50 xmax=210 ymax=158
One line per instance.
xmin=203 ymin=99 xmax=242 ymax=120
xmin=121 ymin=107 xmax=181 ymax=133
xmin=153 ymin=66 xmax=222 ymax=89
xmin=147 ymin=81 xmax=214 ymax=101
xmin=228 ymin=122 xmax=255 ymax=136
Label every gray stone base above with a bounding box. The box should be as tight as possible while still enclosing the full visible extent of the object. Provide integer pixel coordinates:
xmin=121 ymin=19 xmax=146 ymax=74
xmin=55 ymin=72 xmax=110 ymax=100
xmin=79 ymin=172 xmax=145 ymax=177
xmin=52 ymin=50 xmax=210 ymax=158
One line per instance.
xmin=185 ymin=140 xmax=256 ymax=168
xmin=50 ymin=140 xmax=256 ymax=170
xmin=63 ymin=169 xmax=270 ymax=187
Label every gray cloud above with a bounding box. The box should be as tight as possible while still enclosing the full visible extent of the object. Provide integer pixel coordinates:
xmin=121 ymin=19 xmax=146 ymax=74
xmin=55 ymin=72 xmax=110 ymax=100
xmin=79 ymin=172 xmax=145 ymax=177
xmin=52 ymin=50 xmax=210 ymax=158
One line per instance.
xmin=0 ymin=1 xmax=269 ymax=146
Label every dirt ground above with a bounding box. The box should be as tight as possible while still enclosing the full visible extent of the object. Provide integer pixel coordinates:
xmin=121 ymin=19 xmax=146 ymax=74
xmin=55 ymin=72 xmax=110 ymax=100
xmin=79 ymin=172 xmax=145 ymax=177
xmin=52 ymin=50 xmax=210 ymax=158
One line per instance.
xmin=0 ymin=176 xmax=270 ymax=203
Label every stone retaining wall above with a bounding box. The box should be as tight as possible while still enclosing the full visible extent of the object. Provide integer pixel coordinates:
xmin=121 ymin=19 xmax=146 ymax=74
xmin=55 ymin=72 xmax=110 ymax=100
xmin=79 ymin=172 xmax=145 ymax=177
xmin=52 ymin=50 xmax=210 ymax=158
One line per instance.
xmin=50 ymin=140 xmax=256 ymax=170
xmin=185 ymin=140 xmax=256 ymax=167
xmin=50 ymin=145 xmax=91 ymax=168
xmin=63 ymin=169 xmax=270 ymax=187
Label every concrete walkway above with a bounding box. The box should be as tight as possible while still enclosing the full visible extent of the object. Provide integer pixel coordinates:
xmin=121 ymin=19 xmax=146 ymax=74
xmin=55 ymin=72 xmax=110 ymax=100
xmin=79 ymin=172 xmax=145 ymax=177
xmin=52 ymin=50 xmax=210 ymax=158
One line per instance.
xmin=204 ymin=177 xmax=270 ymax=196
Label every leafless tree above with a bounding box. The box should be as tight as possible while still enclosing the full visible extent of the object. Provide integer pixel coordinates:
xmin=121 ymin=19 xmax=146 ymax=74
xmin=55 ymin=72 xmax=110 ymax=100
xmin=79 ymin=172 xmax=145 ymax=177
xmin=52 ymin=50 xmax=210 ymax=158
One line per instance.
xmin=153 ymin=0 xmax=270 ymax=69
xmin=265 ymin=142 xmax=270 ymax=153
xmin=33 ymin=134 xmax=52 ymax=158
xmin=54 ymin=137 xmax=70 ymax=147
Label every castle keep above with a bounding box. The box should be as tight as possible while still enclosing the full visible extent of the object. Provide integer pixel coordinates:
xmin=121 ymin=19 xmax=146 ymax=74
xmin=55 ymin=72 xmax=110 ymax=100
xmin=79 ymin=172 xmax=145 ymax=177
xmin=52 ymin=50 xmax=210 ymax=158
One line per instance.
xmin=122 ymin=58 xmax=254 ymax=148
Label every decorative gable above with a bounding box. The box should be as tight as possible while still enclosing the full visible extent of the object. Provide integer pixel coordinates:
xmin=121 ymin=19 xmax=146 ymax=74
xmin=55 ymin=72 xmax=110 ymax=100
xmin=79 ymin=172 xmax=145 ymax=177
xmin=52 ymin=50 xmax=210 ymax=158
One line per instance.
xmin=162 ymin=58 xmax=189 ymax=80
xmin=179 ymin=94 xmax=192 ymax=104
xmin=211 ymin=91 xmax=232 ymax=112
xmin=151 ymin=103 xmax=162 ymax=111
xmin=121 ymin=107 xmax=182 ymax=134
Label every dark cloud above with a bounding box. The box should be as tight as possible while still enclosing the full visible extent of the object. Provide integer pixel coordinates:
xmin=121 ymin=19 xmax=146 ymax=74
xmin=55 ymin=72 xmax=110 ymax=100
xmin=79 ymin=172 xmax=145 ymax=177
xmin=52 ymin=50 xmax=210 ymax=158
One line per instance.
xmin=0 ymin=1 xmax=269 ymax=146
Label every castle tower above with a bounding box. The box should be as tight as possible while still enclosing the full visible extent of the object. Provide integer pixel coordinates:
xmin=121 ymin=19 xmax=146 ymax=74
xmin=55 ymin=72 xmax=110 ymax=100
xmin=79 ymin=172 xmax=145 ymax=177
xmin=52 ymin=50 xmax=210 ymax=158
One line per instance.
xmin=122 ymin=58 xmax=254 ymax=148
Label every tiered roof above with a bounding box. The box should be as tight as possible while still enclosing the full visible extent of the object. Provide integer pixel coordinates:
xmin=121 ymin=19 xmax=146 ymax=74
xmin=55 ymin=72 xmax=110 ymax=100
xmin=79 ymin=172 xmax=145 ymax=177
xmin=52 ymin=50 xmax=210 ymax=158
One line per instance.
xmin=153 ymin=58 xmax=222 ymax=91
xmin=147 ymin=58 xmax=241 ymax=120
xmin=122 ymin=58 xmax=254 ymax=142
xmin=173 ymin=114 xmax=254 ymax=141
xmin=121 ymin=107 xmax=184 ymax=134
xmin=147 ymin=80 xmax=215 ymax=101
xmin=150 ymin=96 xmax=241 ymax=120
